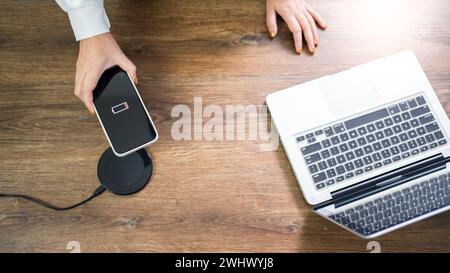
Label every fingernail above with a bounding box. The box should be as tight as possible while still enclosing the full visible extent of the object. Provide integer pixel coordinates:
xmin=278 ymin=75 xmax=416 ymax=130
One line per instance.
xmin=270 ymin=32 xmax=276 ymax=38
xmin=310 ymin=47 xmax=315 ymax=54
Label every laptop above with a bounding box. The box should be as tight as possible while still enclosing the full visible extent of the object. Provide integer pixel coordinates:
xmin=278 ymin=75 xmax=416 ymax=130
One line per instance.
xmin=266 ymin=51 xmax=450 ymax=238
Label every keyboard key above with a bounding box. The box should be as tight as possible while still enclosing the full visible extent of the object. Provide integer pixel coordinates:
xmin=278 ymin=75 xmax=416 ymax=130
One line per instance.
xmin=354 ymin=159 xmax=364 ymax=168
xmin=318 ymin=161 xmax=328 ymax=170
xmin=339 ymin=143 xmax=349 ymax=152
xmin=363 ymin=145 xmax=373 ymax=154
xmin=438 ymin=139 xmax=447 ymax=146
xmin=331 ymin=136 xmax=340 ymax=145
xmin=381 ymin=139 xmax=391 ymax=148
xmin=334 ymin=123 xmax=345 ymax=133
xmin=344 ymin=162 xmax=355 ymax=171
xmin=417 ymin=127 xmax=426 ymax=135
xmin=337 ymin=155 xmax=346 ymax=164
xmin=384 ymin=128 xmax=394 ymax=137
xmin=307 ymin=137 xmax=316 ymax=143
xmin=309 ymin=164 xmax=318 ymax=174
xmin=416 ymin=95 xmax=426 ymax=105
xmin=326 ymin=169 xmax=336 ymax=178
xmin=401 ymin=112 xmax=411 ymax=120
xmin=425 ymin=122 xmax=439 ymax=133
xmin=434 ymin=131 xmax=444 ymax=140
xmin=401 ymin=122 xmax=411 ymax=131
xmin=324 ymin=127 xmax=334 ymax=136
xmin=355 ymin=148 xmax=364 ymax=157
xmin=381 ymin=149 xmax=391 ymax=158
xmin=425 ymin=134 xmax=435 ymax=143
xmin=321 ymin=149 xmax=331 ymax=159
xmin=301 ymin=142 xmax=322 ymax=155
xmin=390 ymin=135 xmax=400 ymax=145
xmin=340 ymin=133 xmax=349 ymax=142
xmin=372 ymin=152 xmax=382 ymax=162
xmin=419 ymin=114 xmax=434 ymax=125
xmin=358 ymin=127 xmax=368 ymax=135
xmin=393 ymin=125 xmax=402 ymax=134
xmin=336 ymin=166 xmax=346 ymax=174
xmin=321 ymin=139 xmax=331 ymax=148
xmin=411 ymin=105 xmax=430 ymax=117
xmin=330 ymin=147 xmax=340 ymax=155
xmin=373 ymin=142 xmax=382 ymax=151
xmin=410 ymin=119 xmax=420 ymax=127
xmin=349 ymin=130 xmax=358 ymax=138
xmin=315 ymin=129 xmax=323 ymax=136
xmin=375 ymin=131 xmax=384 ymax=140
xmin=363 ymin=156 xmax=373 ymax=165
xmin=345 ymin=151 xmax=355 ymax=161
xmin=305 ymin=153 xmax=321 ymax=164
xmin=327 ymin=158 xmax=337 ymax=167
xmin=393 ymin=115 xmax=402 ymax=123
xmin=313 ymin=172 xmax=327 ymax=183
xmin=348 ymin=140 xmax=358 ymax=149
xmin=326 ymin=179 xmax=335 ymax=186
xmin=375 ymin=121 xmax=385 ymax=129
xmin=407 ymin=98 xmax=418 ymax=108
xmin=388 ymin=105 xmax=400 ymax=114
xmin=407 ymin=130 xmax=418 ymax=139
xmin=399 ymin=102 xmax=409 ymax=111
xmin=316 ymin=183 xmax=325 ymax=189
xmin=384 ymin=118 xmax=393 ymax=127
xmin=345 ymin=108 xmax=389 ymax=130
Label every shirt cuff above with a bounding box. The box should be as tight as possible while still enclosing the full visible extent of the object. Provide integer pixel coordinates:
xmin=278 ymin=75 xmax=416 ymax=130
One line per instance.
xmin=67 ymin=3 xmax=110 ymax=41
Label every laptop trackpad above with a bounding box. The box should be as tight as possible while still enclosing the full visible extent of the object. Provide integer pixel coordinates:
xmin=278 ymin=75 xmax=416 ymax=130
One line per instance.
xmin=318 ymin=69 xmax=381 ymax=117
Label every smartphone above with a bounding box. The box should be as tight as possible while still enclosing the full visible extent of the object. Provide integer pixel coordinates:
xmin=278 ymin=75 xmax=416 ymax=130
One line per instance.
xmin=93 ymin=66 xmax=158 ymax=157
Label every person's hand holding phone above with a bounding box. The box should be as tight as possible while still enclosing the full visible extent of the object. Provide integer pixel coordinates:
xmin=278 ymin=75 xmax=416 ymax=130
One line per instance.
xmin=266 ymin=0 xmax=327 ymax=54
xmin=75 ymin=33 xmax=137 ymax=113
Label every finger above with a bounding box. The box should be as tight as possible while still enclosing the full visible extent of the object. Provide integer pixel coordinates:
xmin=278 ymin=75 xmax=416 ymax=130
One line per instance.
xmin=117 ymin=55 xmax=138 ymax=84
xmin=74 ymin=65 xmax=82 ymax=98
xmin=306 ymin=4 xmax=327 ymax=29
xmin=266 ymin=3 xmax=277 ymax=38
xmin=80 ymin=70 xmax=101 ymax=114
xmin=280 ymin=14 xmax=303 ymax=54
xmin=296 ymin=13 xmax=315 ymax=53
xmin=304 ymin=10 xmax=319 ymax=46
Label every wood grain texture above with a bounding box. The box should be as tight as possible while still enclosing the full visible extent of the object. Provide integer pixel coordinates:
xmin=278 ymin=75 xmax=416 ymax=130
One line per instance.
xmin=0 ymin=0 xmax=449 ymax=252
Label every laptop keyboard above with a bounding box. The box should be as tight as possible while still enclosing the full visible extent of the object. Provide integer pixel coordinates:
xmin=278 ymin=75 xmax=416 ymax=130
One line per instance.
xmin=296 ymin=94 xmax=448 ymax=190
xmin=329 ymin=172 xmax=450 ymax=236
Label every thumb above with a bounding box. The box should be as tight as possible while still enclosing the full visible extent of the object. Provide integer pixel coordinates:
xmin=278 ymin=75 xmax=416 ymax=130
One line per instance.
xmin=117 ymin=54 xmax=138 ymax=84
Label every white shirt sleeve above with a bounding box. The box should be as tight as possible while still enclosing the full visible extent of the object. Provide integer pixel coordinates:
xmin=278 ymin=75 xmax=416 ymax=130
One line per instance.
xmin=55 ymin=0 xmax=110 ymax=41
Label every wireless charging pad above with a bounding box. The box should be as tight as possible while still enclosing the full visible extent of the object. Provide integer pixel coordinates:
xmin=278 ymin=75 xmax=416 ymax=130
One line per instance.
xmin=97 ymin=148 xmax=153 ymax=195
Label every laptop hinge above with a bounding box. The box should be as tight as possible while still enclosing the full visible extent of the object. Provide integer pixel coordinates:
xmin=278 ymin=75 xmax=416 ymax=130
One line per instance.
xmin=314 ymin=153 xmax=448 ymax=210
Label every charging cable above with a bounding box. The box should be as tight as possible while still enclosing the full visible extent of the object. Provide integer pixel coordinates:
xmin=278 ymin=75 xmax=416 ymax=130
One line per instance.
xmin=0 ymin=185 xmax=105 ymax=211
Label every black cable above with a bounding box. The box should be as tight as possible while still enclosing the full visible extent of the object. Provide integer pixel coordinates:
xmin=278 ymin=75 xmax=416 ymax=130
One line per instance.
xmin=0 ymin=185 xmax=106 ymax=211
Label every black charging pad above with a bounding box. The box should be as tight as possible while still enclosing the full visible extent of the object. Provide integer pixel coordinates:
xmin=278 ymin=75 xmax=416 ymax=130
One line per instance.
xmin=97 ymin=148 xmax=153 ymax=195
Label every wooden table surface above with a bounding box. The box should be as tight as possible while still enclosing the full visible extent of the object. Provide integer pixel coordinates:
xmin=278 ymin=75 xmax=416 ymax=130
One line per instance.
xmin=0 ymin=0 xmax=449 ymax=252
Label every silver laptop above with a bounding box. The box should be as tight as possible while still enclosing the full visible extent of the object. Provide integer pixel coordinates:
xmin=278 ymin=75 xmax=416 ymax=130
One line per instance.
xmin=266 ymin=51 xmax=450 ymax=238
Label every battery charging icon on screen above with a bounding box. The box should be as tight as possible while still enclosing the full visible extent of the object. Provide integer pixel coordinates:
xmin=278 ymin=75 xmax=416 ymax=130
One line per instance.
xmin=111 ymin=102 xmax=129 ymax=114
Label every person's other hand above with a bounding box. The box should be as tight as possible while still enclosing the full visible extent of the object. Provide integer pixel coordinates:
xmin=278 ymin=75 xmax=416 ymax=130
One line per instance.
xmin=266 ymin=0 xmax=327 ymax=54
xmin=75 ymin=33 xmax=137 ymax=113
